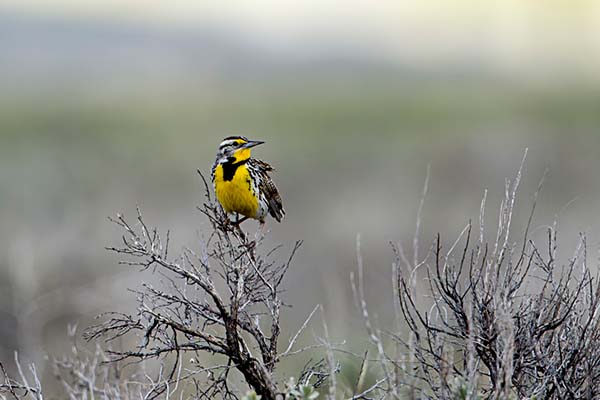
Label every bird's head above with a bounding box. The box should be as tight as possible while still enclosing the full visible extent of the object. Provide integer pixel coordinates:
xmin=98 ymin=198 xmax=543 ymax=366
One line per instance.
xmin=216 ymin=136 xmax=264 ymax=164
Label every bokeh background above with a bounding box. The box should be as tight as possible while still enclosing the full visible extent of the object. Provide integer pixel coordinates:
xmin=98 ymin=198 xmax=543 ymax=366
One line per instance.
xmin=2 ymin=0 xmax=600 ymax=393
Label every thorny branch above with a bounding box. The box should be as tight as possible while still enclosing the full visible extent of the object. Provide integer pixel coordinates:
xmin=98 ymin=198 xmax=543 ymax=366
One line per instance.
xmin=82 ymin=171 xmax=309 ymax=400
xmin=362 ymin=153 xmax=600 ymax=399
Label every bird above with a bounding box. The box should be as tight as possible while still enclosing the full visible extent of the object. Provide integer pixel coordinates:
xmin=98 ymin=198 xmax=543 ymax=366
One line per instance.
xmin=211 ymin=136 xmax=285 ymax=226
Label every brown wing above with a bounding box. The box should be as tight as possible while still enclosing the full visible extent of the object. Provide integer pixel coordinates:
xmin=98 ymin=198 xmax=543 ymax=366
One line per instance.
xmin=249 ymin=159 xmax=285 ymax=222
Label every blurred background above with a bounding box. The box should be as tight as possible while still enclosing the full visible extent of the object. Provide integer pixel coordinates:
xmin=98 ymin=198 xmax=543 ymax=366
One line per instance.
xmin=2 ymin=0 xmax=600 ymax=393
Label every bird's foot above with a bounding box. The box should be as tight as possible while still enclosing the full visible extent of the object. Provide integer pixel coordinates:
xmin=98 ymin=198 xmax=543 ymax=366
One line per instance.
xmin=223 ymin=214 xmax=249 ymax=232
xmin=232 ymin=215 xmax=249 ymax=228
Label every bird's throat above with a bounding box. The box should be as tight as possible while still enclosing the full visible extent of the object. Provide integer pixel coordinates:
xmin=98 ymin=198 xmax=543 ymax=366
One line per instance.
xmin=221 ymin=158 xmax=249 ymax=181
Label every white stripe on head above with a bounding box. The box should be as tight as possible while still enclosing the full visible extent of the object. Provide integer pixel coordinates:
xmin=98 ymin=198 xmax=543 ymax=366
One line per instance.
xmin=219 ymin=140 xmax=238 ymax=149
xmin=219 ymin=137 xmax=248 ymax=149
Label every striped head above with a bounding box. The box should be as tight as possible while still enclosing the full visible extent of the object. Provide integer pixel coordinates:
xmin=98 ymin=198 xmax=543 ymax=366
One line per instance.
xmin=216 ymin=136 xmax=265 ymax=164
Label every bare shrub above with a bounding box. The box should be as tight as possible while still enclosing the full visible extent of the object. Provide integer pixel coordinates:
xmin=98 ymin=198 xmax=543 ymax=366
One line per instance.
xmin=80 ymin=171 xmax=326 ymax=399
xmin=1 ymin=171 xmax=330 ymax=400
xmin=4 ymin=157 xmax=600 ymax=400
xmin=354 ymin=155 xmax=600 ymax=399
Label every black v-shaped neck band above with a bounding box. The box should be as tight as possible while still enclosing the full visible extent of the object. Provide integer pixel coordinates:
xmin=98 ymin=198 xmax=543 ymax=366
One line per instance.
xmin=221 ymin=158 xmax=249 ymax=181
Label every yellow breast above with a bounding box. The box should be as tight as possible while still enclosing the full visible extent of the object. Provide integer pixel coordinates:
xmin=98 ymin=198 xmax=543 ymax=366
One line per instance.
xmin=214 ymin=163 xmax=259 ymax=218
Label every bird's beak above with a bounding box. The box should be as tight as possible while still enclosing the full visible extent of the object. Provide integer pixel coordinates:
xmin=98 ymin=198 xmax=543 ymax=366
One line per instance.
xmin=241 ymin=140 xmax=265 ymax=149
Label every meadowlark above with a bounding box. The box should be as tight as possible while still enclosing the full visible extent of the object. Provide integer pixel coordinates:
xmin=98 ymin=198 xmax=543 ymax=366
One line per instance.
xmin=212 ymin=136 xmax=284 ymax=225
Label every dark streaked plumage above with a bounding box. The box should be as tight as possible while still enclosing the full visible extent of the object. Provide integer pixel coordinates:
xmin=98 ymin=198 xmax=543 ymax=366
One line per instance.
xmin=247 ymin=158 xmax=285 ymax=222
